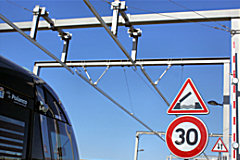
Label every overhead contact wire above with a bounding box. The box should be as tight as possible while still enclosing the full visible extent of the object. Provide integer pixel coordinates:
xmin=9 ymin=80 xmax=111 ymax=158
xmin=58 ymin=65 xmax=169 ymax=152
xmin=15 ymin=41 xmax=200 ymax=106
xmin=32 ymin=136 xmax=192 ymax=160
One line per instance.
xmin=123 ymin=68 xmax=135 ymax=115
xmin=167 ymin=0 xmax=231 ymax=32
xmin=5 ymin=0 xmax=33 ymax=13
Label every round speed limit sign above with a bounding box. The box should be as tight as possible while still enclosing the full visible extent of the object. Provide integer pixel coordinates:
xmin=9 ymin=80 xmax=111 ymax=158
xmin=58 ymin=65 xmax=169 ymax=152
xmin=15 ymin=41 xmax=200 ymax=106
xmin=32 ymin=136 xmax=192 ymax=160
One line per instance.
xmin=166 ymin=116 xmax=208 ymax=159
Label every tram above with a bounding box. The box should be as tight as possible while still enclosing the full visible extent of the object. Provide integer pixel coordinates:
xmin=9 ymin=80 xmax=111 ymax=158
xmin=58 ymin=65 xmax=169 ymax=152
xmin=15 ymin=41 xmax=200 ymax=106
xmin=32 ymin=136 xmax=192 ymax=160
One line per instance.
xmin=0 ymin=56 xmax=79 ymax=159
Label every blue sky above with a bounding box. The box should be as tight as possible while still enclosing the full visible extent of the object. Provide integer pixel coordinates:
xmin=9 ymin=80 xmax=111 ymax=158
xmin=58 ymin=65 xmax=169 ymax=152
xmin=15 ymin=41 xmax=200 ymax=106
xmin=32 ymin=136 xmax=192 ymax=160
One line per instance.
xmin=1 ymin=0 xmax=240 ymax=159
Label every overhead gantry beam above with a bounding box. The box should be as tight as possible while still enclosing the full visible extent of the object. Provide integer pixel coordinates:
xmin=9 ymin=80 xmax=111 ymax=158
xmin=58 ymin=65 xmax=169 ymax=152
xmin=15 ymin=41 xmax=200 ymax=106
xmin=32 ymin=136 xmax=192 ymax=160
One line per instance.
xmin=135 ymin=131 xmax=232 ymax=137
xmin=1 ymin=9 xmax=240 ymax=32
xmin=33 ymin=57 xmax=230 ymax=76
xmin=34 ymin=57 xmax=230 ymax=68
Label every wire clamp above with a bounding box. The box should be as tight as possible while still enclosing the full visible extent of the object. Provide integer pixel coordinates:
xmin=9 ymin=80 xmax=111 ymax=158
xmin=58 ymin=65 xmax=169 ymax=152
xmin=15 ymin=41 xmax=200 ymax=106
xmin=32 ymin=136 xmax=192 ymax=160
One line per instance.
xmin=231 ymin=29 xmax=240 ymax=35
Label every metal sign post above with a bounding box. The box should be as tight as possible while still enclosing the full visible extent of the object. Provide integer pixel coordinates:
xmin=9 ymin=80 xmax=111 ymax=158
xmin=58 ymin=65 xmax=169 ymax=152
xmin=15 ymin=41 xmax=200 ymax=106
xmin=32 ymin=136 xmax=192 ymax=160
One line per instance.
xmin=231 ymin=18 xmax=240 ymax=160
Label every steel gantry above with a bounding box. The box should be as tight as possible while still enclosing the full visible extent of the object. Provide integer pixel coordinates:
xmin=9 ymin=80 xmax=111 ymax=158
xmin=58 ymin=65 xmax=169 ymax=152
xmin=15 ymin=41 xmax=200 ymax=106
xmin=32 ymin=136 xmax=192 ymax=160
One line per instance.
xmin=1 ymin=2 xmax=240 ymax=159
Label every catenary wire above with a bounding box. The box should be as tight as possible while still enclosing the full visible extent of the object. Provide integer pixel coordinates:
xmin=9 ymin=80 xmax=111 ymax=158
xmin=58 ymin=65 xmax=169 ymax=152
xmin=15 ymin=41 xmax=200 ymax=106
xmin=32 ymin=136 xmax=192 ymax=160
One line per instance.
xmin=100 ymin=0 xmax=231 ymax=33
xmin=167 ymin=0 xmax=231 ymax=31
xmin=123 ymin=67 xmax=135 ymax=115
xmin=5 ymin=0 xmax=33 ymax=13
xmin=127 ymin=5 xmax=231 ymax=33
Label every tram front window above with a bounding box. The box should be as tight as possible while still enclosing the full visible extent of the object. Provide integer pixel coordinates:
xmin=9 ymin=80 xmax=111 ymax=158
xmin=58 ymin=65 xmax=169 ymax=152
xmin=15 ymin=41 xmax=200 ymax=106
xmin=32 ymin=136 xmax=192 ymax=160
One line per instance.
xmin=40 ymin=115 xmax=78 ymax=160
xmin=39 ymin=86 xmax=79 ymax=160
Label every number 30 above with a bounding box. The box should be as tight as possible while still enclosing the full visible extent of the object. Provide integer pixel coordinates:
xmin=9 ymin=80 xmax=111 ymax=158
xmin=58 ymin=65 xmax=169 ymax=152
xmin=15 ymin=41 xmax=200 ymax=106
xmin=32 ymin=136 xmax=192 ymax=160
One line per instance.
xmin=175 ymin=128 xmax=198 ymax=145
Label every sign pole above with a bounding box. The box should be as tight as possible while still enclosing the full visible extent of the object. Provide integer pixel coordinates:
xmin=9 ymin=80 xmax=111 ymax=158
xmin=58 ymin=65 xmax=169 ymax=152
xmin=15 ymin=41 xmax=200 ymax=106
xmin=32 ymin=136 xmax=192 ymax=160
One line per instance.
xmin=223 ymin=62 xmax=230 ymax=159
xmin=231 ymin=18 xmax=240 ymax=160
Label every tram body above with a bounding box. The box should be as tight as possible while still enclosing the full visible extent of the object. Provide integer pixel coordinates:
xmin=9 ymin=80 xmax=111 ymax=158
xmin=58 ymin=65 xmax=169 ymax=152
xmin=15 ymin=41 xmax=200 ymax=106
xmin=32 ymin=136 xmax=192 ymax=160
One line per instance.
xmin=0 ymin=56 xmax=79 ymax=159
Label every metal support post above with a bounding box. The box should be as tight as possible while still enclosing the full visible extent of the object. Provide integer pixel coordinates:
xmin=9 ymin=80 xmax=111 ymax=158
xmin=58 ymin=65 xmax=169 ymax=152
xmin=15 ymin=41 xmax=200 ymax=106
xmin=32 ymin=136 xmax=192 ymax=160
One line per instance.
xmin=223 ymin=62 xmax=230 ymax=159
xmin=219 ymin=152 xmax=222 ymax=160
xmin=231 ymin=18 xmax=240 ymax=160
xmin=111 ymin=1 xmax=126 ymax=36
xmin=134 ymin=134 xmax=140 ymax=160
xmin=61 ymin=39 xmax=70 ymax=62
xmin=131 ymin=37 xmax=138 ymax=61
xmin=111 ymin=2 xmax=120 ymax=36
xmin=128 ymin=29 xmax=142 ymax=61
xmin=33 ymin=65 xmax=40 ymax=76
xmin=60 ymin=32 xmax=72 ymax=62
xmin=30 ymin=5 xmax=42 ymax=39
xmin=237 ymin=53 xmax=240 ymax=159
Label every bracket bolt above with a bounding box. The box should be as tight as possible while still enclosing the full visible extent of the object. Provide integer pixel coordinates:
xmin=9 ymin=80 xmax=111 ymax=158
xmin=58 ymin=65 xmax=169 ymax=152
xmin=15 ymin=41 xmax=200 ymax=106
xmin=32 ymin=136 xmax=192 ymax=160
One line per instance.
xmin=232 ymin=77 xmax=239 ymax=84
xmin=232 ymin=142 xmax=239 ymax=149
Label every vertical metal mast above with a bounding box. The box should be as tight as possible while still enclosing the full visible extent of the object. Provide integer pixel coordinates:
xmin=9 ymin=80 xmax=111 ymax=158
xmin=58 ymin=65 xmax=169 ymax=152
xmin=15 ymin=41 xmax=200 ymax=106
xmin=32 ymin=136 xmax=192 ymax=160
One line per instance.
xmin=223 ymin=62 xmax=230 ymax=160
xmin=231 ymin=18 xmax=240 ymax=160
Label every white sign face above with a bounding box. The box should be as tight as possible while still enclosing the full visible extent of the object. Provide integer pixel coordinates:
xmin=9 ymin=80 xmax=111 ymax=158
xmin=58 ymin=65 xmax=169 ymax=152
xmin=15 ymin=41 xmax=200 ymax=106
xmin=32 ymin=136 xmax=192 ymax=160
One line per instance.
xmin=175 ymin=84 xmax=199 ymax=109
xmin=166 ymin=116 xmax=208 ymax=159
xmin=172 ymin=122 xmax=201 ymax=151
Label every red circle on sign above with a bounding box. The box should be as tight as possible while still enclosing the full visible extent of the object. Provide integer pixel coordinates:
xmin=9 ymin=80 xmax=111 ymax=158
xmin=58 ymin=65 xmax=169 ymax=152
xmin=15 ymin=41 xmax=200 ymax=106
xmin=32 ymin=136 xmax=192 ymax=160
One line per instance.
xmin=166 ymin=116 xmax=208 ymax=159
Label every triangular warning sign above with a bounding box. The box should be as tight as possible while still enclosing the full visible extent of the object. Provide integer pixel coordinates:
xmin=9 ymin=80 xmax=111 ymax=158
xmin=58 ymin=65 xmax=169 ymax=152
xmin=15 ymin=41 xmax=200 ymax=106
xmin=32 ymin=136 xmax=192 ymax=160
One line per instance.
xmin=212 ymin=138 xmax=228 ymax=152
xmin=167 ymin=78 xmax=209 ymax=114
